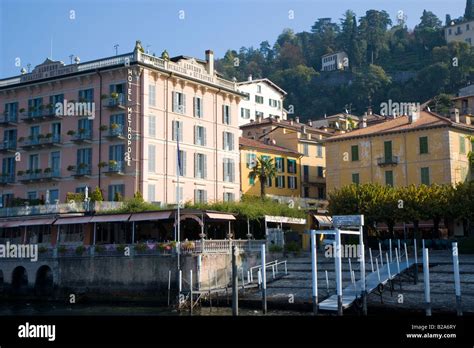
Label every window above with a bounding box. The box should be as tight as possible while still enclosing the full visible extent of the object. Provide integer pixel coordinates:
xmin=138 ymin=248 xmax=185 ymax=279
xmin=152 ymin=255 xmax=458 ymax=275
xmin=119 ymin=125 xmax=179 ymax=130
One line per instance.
xmin=421 ymin=167 xmax=430 ymax=185
xmin=49 ymin=189 xmax=59 ymax=204
xmin=302 ymin=143 xmax=309 ymax=156
xmin=352 ymin=173 xmax=360 ymax=185
xmin=303 ymin=165 xmax=309 ymax=181
xmin=2 ymin=157 xmax=15 ymax=178
xmin=303 ymin=187 xmax=309 ymax=198
xmin=78 ymin=118 xmax=93 ymax=138
xmin=287 ymin=159 xmax=297 ymax=174
xmin=448 ymin=28 xmax=452 ymax=35
xmin=194 ymin=189 xmax=207 ymax=204
xmin=276 ymin=175 xmax=285 ymax=188
xmin=351 ymin=145 xmax=359 ymax=161
xmin=275 ymin=157 xmax=284 ymax=172
xmin=148 ymin=184 xmax=155 ymax=202
xmin=223 ymin=192 xmax=235 ymax=202
xmin=49 ymin=94 xmax=64 ymax=111
xmin=172 ymin=91 xmax=186 ymax=114
xmin=149 ymin=85 xmax=156 ymax=106
xmin=4 ymin=102 xmax=18 ymax=121
xmin=419 ymin=136 xmax=429 ymax=154
xmin=317 ymin=144 xmax=323 ymax=158
xmin=178 ymin=150 xmax=186 ymax=176
xmin=223 ymin=132 xmax=234 ymax=151
xmin=223 ymin=158 xmax=235 ymax=182
xmin=172 ymin=120 xmax=183 ymax=142
xmin=266 ymin=176 xmax=272 ymax=187
xmin=241 ymin=108 xmax=250 ymax=119
xmin=269 ymin=99 xmax=279 ymax=108
xmin=194 ymin=97 xmax=203 ymax=118
xmin=194 ymin=153 xmax=207 ymax=179
xmin=247 ymin=153 xmax=257 ymax=168
xmin=50 ymin=151 xmax=60 ymax=176
xmin=460 ymin=135 xmax=466 ymax=154
xmin=29 ymin=154 xmax=39 ymax=171
xmin=255 ymin=111 xmax=264 ymax=118
xmin=28 ymin=97 xmax=42 ymax=117
xmin=78 ymin=88 xmax=94 ymax=103
xmin=77 ymin=148 xmax=92 ymax=173
xmin=384 ymin=141 xmax=393 ymax=160
xmin=249 ymin=173 xmax=255 ymax=185
xmin=385 ymin=170 xmax=394 ymax=186
xmin=4 ymin=129 xmax=17 ymax=148
xmin=317 ymin=166 xmax=324 ymax=178
xmin=148 ymin=144 xmax=156 ymax=173
xmin=108 ymin=184 xmax=125 ymax=201
xmin=255 ymin=95 xmax=264 ymax=104
xmin=223 ymin=105 xmax=231 ymax=124
xmin=194 ymin=126 xmax=206 ymax=146
xmin=318 ymin=186 xmax=326 ymax=199
xmin=27 ymin=191 xmax=37 ymax=200
xmin=60 ymin=224 xmax=84 ymax=243
xmin=110 ymin=114 xmax=124 ymax=136
xmin=256 ymin=85 xmax=262 ymax=93
xmin=148 ymin=116 xmax=156 ymax=137
xmin=288 ymin=176 xmax=297 ymax=189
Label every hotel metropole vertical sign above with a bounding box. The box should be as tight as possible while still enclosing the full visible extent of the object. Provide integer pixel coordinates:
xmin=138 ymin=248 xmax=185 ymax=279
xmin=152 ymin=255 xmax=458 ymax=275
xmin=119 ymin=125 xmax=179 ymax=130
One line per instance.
xmin=125 ymin=68 xmax=133 ymax=166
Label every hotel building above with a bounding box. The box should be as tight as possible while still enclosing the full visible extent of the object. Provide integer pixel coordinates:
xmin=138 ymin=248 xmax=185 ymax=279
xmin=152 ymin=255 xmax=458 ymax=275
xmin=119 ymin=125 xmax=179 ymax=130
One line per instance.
xmin=0 ymin=41 xmax=243 ymax=207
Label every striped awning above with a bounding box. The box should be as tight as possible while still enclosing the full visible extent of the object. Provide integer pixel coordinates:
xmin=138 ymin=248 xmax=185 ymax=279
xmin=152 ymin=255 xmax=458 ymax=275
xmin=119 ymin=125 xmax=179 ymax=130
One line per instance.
xmin=129 ymin=211 xmax=172 ymax=222
xmin=314 ymin=214 xmax=333 ymax=227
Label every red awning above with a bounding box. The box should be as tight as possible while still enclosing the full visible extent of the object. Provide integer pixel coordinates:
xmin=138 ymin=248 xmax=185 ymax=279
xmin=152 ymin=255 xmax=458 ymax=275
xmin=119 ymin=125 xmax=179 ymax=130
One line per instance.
xmin=54 ymin=216 xmax=92 ymax=225
xmin=90 ymin=214 xmax=131 ymax=223
xmin=0 ymin=220 xmax=23 ymax=228
xmin=129 ymin=211 xmax=171 ymax=222
xmin=20 ymin=218 xmax=56 ymax=226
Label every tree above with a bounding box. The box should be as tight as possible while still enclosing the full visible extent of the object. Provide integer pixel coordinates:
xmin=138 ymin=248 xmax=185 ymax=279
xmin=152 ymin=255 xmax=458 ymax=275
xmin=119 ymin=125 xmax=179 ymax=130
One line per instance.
xmin=352 ymin=64 xmax=391 ymax=106
xmin=249 ymin=156 xmax=277 ymax=199
xmin=466 ymin=0 xmax=474 ymax=20
xmin=359 ymin=10 xmax=392 ymax=63
xmin=414 ymin=10 xmax=444 ymax=52
xmin=90 ymin=187 xmax=103 ymax=202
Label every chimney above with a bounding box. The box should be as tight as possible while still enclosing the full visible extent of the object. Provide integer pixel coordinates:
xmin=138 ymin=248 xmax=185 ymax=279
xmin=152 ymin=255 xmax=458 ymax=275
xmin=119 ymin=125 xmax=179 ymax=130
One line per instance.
xmin=360 ymin=116 xmax=367 ymax=128
xmin=450 ymin=108 xmax=460 ymax=123
xmin=275 ymin=115 xmax=281 ymax=123
xmin=256 ymin=115 xmax=261 ymax=123
xmin=301 ymin=125 xmax=307 ymax=134
xmin=289 ymin=119 xmax=294 ymax=125
xmin=460 ymin=114 xmax=472 ymax=125
xmin=408 ymin=105 xmax=420 ymax=124
xmin=205 ymin=50 xmax=214 ymax=75
xmin=248 ymin=74 xmax=253 ymax=81
xmin=368 ymin=106 xmax=373 ymax=115
xmin=307 ymin=119 xmax=313 ymax=127
xmin=295 ymin=116 xmax=300 ymax=124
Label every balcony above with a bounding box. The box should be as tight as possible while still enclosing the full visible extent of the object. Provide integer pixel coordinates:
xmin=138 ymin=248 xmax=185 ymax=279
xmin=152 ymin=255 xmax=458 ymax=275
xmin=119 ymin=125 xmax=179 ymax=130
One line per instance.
xmin=0 ymin=174 xmax=15 ymax=186
xmin=18 ymin=169 xmax=61 ymax=183
xmin=377 ymin=156 xmax=399 ymax=167
xmin=104 ymin=160 xmax=124 ymax=176
xmin=69 ymin=130 xmax=93 ymax=143
xmin=21 ymin=107 xmax=62 ymax=123
xmin=0 ymin=140 xmax=17 ymax=153
xmin=0 ymin=112 xmax=18 ymax=126
xmin=105 ymin=94 xmax=126 ymax=110
xmin=19 ymin=134 xmax=61 ymax=150
xmin=69 ymin=164 xmax=92 ymax=178
xmin=105 ymin=124 xmax=125 ymax=140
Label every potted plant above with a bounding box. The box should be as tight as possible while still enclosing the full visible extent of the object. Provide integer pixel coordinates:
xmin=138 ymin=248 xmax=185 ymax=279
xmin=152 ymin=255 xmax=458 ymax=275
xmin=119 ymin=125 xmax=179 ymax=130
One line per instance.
xmin=116 ymin=244 xmax=127 ymax=253
xmin=45 ymin=133 xmax=52 ymax=138
xmin=67 ymin=130 xmax=76 ymax=136
xmin=110 ymin=123 xmax=119 ymax=130
xmin=38 ymin=134 xmax=45 ymax=139
xmin=58 ymin=245 xmax=67 ymax=254
xmin=99 ymin=125 xmax=108 ymax=132
xmin=111 ymin=92 xmax=119 ymax=99
xmin=95 ymin=245 xmax=105 ymax=253
xmin=19 ymin=108 xmax=25 ymax=113
xmin=75 ymin=245 xmax=86 ymax=255
xmin=78 ymin=163 xmax=88 ymax=169
xmin=38 ymin=246 xmax=48 ymax=254
xmin=67 ymin=165 xmax=76 ymax=171
xmin=17 ymin=170 xmax=24 ymax=176
xmin=34 ymin=168 xmax=42 ymax=174
xmin=25 ymin=169 xmax=32 ymax=175
xmin=108 ymin=160 xmax=118 ymax=167
xmin=44 ymin=167 xmax=52 ymax=173
xmin=97 ymin=161 xmax=107 ymax=168
xmin=78 ymin=128 xmax=86 ymax=134
xmin=134 ymin=243 xmax=147 ymax=252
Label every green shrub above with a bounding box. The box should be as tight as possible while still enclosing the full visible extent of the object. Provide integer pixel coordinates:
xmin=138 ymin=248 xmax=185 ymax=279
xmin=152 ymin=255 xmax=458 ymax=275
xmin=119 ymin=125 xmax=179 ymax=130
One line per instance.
xmin=134 ymin=243 xmax=147 ymax=252
xmin=38 ymin=246 xmax=48 ymax=254
xmin=58 ymin=245 xmax=67 ymax=254
xmin=94 ymin=245 xmax=105 ymax=253
xmin=75 ymin=245 xmax=86 ymax=255
xmin=116 ymin=244 xmax=127 ymax=253
xmin=269 ymin=245 xmax=283 ymax=253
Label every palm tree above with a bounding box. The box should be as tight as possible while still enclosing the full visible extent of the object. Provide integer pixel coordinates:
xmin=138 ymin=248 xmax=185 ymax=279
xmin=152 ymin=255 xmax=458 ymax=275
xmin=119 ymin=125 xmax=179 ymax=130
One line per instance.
xmin=249 ymin=156 xmax=277 ymax=199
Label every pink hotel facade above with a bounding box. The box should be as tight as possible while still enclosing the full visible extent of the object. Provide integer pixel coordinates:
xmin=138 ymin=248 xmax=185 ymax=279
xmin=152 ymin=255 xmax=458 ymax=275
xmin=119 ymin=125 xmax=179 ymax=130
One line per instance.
xmin=0 ymin=42 xmax=242 ymax=207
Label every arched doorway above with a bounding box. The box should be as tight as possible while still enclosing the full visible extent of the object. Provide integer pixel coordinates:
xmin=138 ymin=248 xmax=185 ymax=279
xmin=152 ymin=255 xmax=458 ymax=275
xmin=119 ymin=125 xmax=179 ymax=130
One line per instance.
xmin=35 ymin=265 xmax=54 ymax=296
xmin=11 ymin=266 xmax=28 ymax=295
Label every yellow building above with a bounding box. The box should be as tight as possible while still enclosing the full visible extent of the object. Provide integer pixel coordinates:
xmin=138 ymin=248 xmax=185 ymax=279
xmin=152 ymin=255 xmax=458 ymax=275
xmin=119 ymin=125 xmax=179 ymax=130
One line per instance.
xmin=239 ymin=137 xmax=301 ymax=200
xmin=325 ymin=111 xmax=474 ymax=192
xmin=240 ymin=116 xmax=333 ymax=209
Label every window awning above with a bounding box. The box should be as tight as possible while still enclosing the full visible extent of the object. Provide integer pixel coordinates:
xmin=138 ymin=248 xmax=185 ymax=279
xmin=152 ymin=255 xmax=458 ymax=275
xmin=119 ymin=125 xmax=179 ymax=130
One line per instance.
xmin=54 ymin=216 xmax=92 ymax=225
xmin=0 ymin=220 xmax=23 ymax=228
xmin=314 ymin=214 xmax=333 ymax=227
xmin=129 ymin=211 xmax=172 ymax=222
xmin=20 ymin=218 xmax=56 ymax=226
xmin=206 ymin=212 xmax=236 ymax=221
xmin=264 ymin=215 xmax=306 ymax=224
xmin=90 ymin=214 xmax=131 ymax=223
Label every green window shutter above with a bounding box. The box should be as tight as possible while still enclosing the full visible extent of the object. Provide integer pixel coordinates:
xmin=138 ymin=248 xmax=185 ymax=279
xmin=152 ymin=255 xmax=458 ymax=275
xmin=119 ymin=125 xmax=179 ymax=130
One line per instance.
xmin=460 ymin=136 xmax=466 ymax=154
xmin=385 ymin=171 xmax=394 ymax=186
xmin=419 ymin=137 xmax=428 ymax=154
xmin=249 ymin=174 xmax=255 ymax=185
xmin=421 ymin=167 xmax=430 ymax=185
xmin=351 ymin=145 xmax=359 ymax=161
xmin=352 ymin=173 xmax=360 ymax=185
xmin=384 ymin=141 xmax=392 ymax=160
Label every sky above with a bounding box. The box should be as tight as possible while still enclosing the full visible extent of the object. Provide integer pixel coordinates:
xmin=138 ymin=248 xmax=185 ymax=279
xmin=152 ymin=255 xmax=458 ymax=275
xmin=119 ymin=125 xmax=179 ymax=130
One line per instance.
xmin=0 ymin=0 xmax=467 ymax=78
